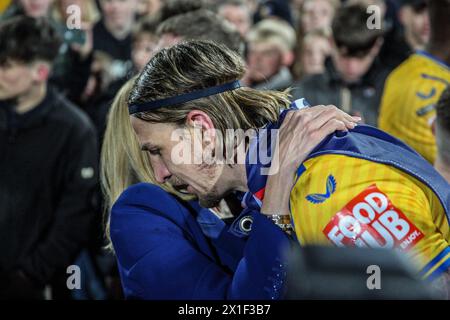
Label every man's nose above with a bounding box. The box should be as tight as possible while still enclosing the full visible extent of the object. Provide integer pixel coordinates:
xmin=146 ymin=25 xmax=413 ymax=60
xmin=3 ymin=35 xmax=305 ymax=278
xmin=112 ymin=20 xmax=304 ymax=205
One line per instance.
xmin=311 ymin=10 xmax=321 ymax=22
xmin=152 ymin=159 xmax=172 ymax=184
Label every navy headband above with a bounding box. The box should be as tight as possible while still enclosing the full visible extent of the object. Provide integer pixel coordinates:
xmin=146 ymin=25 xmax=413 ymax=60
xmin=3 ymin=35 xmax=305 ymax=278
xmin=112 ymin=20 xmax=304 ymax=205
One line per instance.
xmin=128 ymin=80 xmax=242 ymax=114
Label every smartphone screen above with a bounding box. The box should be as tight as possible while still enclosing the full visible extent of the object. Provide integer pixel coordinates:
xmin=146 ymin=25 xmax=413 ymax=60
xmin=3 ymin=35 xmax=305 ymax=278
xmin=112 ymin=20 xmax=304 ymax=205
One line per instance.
xmin=64 ymin=29 xmax=87 ymax=46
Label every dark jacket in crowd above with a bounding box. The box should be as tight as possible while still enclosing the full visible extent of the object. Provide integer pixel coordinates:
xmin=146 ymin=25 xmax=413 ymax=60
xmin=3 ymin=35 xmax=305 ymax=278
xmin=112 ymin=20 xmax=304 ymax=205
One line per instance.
xmin=377 ymin=0 xmax=413 ymax=71
xmin=379 ymin=31 xmax=414 ymax=71
xmin=291 ymin=58 xmax=391 ymax=126
xmin=50 ymin=45 xmax=94 ymax=104
xmin=0 ymin=87 xmax=99 ymax=298
xmin=93 ymin=19 xmax=133 ymax=81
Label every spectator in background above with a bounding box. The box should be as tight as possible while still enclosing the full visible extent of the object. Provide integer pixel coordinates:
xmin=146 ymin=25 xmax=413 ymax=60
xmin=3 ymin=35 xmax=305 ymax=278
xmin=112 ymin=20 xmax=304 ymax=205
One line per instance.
xmin=292 ymin=0 xmax=339 ymax=80
xmin=297 ymin=29 xmax=331 ymax=78
xmin=0 ymin=0 xmax=53 ymax=22
xmin=52 ymin=0 xmax=100 ymax=26
xmin=136 ymin=0 xmax=162 ymax=18
xmin=1 ymin=0 xmax=99 ymax=104
xmin=299 ymin=0 xmax=338 ymax=34
xmin=0 ymin=16 xmax=98 ymax=299
xmin=382 ymin=0 xmax=430 ymax=69
xmin=291 ymin=0 xmax=304 ymax=25
xmin=1 ymin=0 xmax=52 ymax=27
xmin=93 ymin=0 xmax=137 ymax=84
xmin=218 ymin=0 xmax=251 ymax=38
xmin=50 ymin=0 xmax=99 ymax=102
xmin=246 ymin=19 xmax=296 ymax=91
xmin=132 ymin=17 xmax=159 ymax=73
xmin=292 ymin=2 xmax=389 ymax=126
xmin=378 ymin=0 xmax=450 ymax=164
xmin=17 ymin=0 xmax=53 ymax=17
xmin=156 ymin=9 xmax=243 ymax=56
xmin=157 ymin=0 xmax=206 ymax=23
xmin=399 ymin=0 xmax=429 ymax=52
xmin=76 ymin=51 xmax=114 ymax=147
xmin=434 ymin=87 xmax=450 ymax=183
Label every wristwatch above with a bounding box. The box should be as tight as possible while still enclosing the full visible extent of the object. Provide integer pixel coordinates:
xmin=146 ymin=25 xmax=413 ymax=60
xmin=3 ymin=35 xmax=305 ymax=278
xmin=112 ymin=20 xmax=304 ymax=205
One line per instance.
xmin=268 ymin=214 xmax=294 ymax=235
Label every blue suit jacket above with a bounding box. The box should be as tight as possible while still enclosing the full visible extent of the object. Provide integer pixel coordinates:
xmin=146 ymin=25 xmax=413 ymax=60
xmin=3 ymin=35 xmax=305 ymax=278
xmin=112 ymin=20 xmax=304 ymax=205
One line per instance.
xmin=110 ymin=183 xmax=291 ymax=300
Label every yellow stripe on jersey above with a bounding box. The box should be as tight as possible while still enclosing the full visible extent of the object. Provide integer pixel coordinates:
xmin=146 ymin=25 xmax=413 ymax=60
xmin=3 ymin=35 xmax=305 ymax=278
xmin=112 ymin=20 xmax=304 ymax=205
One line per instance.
xmin=290 ymin=154 xmax=450 ymax=276
xmin=421 ymin=248 xmax=450 ymax=280
xmin=378 ymin=52 xmax=450 ymax=164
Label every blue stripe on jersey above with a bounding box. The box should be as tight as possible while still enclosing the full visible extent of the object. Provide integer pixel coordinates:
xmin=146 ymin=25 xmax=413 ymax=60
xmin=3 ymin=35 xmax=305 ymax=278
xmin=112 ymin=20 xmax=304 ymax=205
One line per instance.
xmin=420 ymin=246 xmax=450 ymax=280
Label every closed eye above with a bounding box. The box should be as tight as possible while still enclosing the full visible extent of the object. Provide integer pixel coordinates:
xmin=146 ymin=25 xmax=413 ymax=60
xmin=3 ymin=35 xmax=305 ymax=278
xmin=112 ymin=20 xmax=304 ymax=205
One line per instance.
xmin=148 ymin=148 xmax=161 ymax=156
xmin=141 ymin=144 xmax=161 ymax=156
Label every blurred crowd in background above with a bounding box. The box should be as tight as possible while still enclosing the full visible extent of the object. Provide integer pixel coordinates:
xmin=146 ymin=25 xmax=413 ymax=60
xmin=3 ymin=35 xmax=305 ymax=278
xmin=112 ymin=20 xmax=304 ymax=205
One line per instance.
xmin=0 ymin=0 xmax=448 ymax=299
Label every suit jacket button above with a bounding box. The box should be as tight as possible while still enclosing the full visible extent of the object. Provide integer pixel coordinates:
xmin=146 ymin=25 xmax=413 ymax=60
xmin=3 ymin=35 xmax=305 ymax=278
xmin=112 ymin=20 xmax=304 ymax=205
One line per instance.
xmin=239 ymin=216 xmax=253 ymax=233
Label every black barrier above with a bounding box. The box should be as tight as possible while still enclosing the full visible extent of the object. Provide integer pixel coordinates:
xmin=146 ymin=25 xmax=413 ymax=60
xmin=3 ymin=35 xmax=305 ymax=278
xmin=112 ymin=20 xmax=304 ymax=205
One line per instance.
xmin=285 ymin=244 xmax=437 ymax=299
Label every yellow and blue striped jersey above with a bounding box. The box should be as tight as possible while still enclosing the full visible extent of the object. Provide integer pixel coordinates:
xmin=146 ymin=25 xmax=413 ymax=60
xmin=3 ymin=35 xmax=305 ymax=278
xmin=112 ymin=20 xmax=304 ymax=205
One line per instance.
xmin=290 ymin=154 xmax=450 ymax=279
xmin=378 ymin=51 xmax=450 ymax=164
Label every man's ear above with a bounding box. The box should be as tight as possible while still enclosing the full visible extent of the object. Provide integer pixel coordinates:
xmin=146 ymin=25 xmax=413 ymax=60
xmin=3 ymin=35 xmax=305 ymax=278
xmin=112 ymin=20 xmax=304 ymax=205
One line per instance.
xmin=186 ymin=110 xmax=217 ymax=149
xmin=33 ymin=62 xmax=51 ymax=82
xmin=186 ymin=110 xmax=215 ymax=130
xmin=282 ymin=50 xmax=295 ymax=67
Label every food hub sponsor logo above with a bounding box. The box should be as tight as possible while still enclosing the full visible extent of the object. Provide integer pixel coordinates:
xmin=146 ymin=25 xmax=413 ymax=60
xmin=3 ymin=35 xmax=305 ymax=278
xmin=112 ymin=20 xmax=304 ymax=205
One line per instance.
xmin=324 ymin=184 xmax=424 ymax=251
